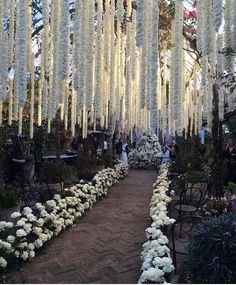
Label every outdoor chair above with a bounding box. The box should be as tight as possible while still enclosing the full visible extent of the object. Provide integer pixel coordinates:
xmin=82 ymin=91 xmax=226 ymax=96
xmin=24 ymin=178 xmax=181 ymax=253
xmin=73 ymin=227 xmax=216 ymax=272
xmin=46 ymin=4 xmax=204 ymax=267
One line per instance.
xmin=14 ymin=172 xmax=46 ymax=207
xmin=174 ymin=184 xmax=203 ymax=219
xmin=169 ymin=215 xmax=204 ymax=273
xmin=168 ymin=176 xmax=188 ymax=216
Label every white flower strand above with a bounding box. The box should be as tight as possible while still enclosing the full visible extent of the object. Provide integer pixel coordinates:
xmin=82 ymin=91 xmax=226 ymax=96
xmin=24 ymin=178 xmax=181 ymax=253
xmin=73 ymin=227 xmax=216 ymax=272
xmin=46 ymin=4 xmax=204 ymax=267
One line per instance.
xmin=0 ymin=0 xmax=9 ymax=101
xmin=139 ymin=1 xmax=151 ymax=110
xmin=196 ymin=0 xmax=203 ymax=53
xmin=47 ymin=0 xmax=55 ymax=126
xmin=85 ymin=0 xmax=95 ymax=113
xmin=72 ymin=0 xmax=82 ymax=127
xmin=59 ymin=0 xmax=70 ymax=108
xmin=125 ymin=22 xmax=132 ymax=129
xmin=8 ymin=0 xmax=15 ymax=125
xmin=109 ymin=0 xmax=116 ymax=119
xmin=17 ymin=0 xmax=28 ymax=107
xmin=39 ymin=0 xmax=49 ymax=124
xmin=213 ymin=0 xmax=223 ymax=31
xmin=94 ymin=0 xmax=103 ymax=123
xmin=117 ymin=0 xmax=125 ymax=25
xmin=77 ymin=1 xmax=87 ymax=114
xmin=48 ymin=1 xmax=61 ymax=120
xmin=136 ymin=0 xmax=144 ymax=48
xmin=13 ymin=5 xmax=19 ymax=121
xmin=115 ymin=27 xmax=121 ymax=123
xmin=30 ymin=53 xmax=35 ymax=139
xmin=126 ymin=0 xmax=132 ymax=17
xmin=172 ymin=0 xmax=184 ymax=135
xmin=8 ymin=80 xmax=13 ymax=125
xmin=230 ymin=0 xmax=236 ymax=51
xmin=161 ymin=44 xmax=167 ymax=137
xmin=150 ymin=0 xmax=159 ymax=131
xmin=8 ymin=0 xmax=15 ymax=67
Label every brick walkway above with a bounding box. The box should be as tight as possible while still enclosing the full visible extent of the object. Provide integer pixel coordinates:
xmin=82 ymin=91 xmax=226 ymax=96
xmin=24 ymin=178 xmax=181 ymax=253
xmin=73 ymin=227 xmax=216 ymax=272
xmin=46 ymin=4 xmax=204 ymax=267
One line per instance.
xmin=11 ymin=170 xmax=156 ymax=284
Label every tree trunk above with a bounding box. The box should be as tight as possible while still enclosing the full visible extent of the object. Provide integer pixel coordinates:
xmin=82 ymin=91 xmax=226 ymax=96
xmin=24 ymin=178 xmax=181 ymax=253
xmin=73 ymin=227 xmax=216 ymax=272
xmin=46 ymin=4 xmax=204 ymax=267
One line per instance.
xmin=212 ymin=83 xmax=223 ymax=197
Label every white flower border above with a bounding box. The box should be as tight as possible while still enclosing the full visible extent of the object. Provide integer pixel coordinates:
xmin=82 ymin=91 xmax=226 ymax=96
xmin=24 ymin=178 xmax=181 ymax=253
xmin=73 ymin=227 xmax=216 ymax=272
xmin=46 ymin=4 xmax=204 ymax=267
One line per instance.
xmin=0 ymin=163 xmax=128 ymax=270
xmin=138 ymin=164 xmax=175 ymax=284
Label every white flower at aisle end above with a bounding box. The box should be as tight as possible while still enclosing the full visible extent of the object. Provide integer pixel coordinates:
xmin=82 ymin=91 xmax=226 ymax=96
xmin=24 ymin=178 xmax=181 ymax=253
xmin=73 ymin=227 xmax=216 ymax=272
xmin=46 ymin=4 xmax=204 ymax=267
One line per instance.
xmin=128 ymin=134 xmax=162 ymax=169
xmin=0 ymin=163 xmax=128 ymax=270
xmin=138 ymin=165 xmax=175 ymax=284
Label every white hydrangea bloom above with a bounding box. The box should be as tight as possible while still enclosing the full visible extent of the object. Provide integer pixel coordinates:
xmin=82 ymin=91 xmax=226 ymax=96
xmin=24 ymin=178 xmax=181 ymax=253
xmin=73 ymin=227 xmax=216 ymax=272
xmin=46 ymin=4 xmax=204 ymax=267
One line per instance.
xmin=10 ymin=212 xmax=21 ymax=219
xmin=0 ymin=257 xmax=7 ymax=268
xmin=16 ymin=229 xmax=27 ymax=237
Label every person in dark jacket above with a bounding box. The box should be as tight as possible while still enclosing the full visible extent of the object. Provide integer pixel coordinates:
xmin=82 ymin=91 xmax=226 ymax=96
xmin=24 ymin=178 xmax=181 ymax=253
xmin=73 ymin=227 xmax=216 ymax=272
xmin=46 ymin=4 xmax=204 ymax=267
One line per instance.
xmin=115 ymin=139 xmax=122 ymax=159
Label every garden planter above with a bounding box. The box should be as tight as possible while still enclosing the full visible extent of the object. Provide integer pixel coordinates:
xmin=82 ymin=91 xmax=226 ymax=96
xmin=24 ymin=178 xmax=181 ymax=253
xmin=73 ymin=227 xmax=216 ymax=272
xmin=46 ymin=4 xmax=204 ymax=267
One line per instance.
xmin=64 ymin=183 xmax=74 ymax=189
xmin=98 ymin=165 xmax=105 ymax=171
xmin=48 ymin=182 xmax=64 ymax=192
xmin=0 ymin=204 xmax=21 ymax=222
xmin=89 ymin=165 xmax=98 ymax=175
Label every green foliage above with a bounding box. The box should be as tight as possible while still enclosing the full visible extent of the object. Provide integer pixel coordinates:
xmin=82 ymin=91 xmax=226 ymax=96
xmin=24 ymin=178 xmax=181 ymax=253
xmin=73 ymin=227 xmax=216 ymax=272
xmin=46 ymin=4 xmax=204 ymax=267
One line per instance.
xmin=41 ymin=161 xmax=72 ymax=184
xmin=175 ymin=134 xmax=206 ymax=173
xmin=101 ymin=153 xmax=114 ymax=168
xmin=228 ymin=182 xmax=236 ymax=193
xmin=185 ymin=213 xmax=236 ymax=283
xmin=224 ymin=116 xmax=236 ymax=140
xmin=0 ymin=185 xmax=22 ymax=208
xmin=199 ymin=196 xmax=236 ymax=218
xmin=185 ymin=170 xmax=209 ymax=184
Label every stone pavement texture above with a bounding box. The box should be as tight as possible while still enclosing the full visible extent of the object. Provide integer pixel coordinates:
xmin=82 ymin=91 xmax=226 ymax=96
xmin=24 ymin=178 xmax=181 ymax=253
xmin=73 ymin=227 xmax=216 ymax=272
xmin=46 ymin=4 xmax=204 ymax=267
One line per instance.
xmin=12 ymin=169 xmax=157 ymax=284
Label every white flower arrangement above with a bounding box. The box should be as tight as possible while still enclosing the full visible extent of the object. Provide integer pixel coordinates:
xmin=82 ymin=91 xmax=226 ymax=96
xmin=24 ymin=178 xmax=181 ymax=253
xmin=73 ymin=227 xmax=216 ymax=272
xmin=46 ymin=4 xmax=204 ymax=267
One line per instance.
xmin=129 ymin=134 xmax=162 ymax=169
xmin=0 ymin=163 xmax=128 ymax=270
xmin=138 ymin=164 xmax=175 ymax=284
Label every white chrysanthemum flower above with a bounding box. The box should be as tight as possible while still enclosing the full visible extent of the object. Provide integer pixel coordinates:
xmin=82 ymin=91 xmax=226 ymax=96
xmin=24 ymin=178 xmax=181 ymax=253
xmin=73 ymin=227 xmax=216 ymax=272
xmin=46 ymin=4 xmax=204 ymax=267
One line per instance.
xmin=11 ymin=212 xmax=21 ymax=219
xmin=54 ymin=194 xmax=61 ymax=200
xmin=33 ymin=227 xmax=43 ymax=235
xmin=18 ymin=242 xmax=28 ymax=249
xmin=16 ymin=229 xmax=27 ymax=237
xmin=34 ymin=239 xmax=43 ymax=248
xmin=26 ymin=213 xmax=37 ymax=222
xmin=36 ymin=218 xmax=45 ymax=227
xmin=28 ymin=243 xmax=35 ymax=251
xmin=7 ymin=235 xmax=15 ymax=244
xmin=29 ymin=250 xmax=35 ymax=259
xmin=21 ymin=251 xmax=29 ymax=261
xmin=22 ymin=207 xmax=33 ymax=215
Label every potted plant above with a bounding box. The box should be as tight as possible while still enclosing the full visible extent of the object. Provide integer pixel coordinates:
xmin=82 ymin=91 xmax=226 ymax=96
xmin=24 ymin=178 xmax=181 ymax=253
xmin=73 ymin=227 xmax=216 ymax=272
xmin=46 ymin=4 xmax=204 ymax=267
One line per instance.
xmin=0 ymin=184 xmax=22 ymax=221
xmin=41 ymin=161 xmax=72 ymax=192
xmin=180 ymin=213 xmax=236 ymax=283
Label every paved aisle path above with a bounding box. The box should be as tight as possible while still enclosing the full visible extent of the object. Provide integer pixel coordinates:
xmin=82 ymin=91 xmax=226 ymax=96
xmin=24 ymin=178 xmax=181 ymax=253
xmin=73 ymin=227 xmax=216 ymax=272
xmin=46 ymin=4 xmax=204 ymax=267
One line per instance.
xmin=13 ymin=170 xmax=156 ymax=284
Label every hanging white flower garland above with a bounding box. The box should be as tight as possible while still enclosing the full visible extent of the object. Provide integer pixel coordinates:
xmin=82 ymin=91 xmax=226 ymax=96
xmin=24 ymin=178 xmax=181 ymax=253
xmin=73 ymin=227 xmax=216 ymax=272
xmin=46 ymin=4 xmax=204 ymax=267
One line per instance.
xmin=150 ymin=0 xmax=159 ymax=131
xmin=41 ymin=0 xmax=49 ymax=122
xmin=172 ymin=0 xmax=184 ymax=136
xmin=0 ymin=0 xmax=9 ymax=102
xmin=48 ymin=1 xmax=61 ymax=121
xmin=17 ymin=0 xmax=28 ymax=108
xmin=94 ymin=0 xmax=103 ymax=126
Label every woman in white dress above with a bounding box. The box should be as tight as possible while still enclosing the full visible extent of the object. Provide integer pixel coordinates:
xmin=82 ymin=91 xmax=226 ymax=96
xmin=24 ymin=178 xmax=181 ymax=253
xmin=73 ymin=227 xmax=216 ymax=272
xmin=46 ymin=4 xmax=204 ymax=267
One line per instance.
xmin=121 ymin=142 xmax=129 ymax=166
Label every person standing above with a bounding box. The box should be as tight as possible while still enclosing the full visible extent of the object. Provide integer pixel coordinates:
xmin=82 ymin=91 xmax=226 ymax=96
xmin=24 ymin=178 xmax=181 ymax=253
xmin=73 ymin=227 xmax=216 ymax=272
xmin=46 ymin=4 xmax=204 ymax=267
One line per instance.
xmin=103 ymin=139 xmax=108 ymax=154
xmin=115 ymin=139 xmax=122 ymax=159
xmin=162 ymin=145 xmax=170 ymax=164
xmin=121 ymin=141 xmax=129 ymax=166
